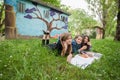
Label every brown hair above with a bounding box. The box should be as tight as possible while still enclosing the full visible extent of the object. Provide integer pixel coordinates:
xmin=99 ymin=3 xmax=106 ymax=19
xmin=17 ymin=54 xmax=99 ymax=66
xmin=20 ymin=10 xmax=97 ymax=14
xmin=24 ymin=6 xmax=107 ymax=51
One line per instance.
xmin=74 ymin=35 xmax=82 ymax=40
xmin=60 ymin=33 xmax=71 ymax=41
xmin=83 ymin=35 xmax=90 ymax=42
xmin=60 ymin=33 xmax=72 ymax=56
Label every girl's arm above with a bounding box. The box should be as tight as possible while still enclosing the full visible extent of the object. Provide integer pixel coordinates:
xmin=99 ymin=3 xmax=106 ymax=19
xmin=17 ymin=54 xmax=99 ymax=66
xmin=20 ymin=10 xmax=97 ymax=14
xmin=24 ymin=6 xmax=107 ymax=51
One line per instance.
xmin=87 ymin=42 xmax=92 ymax=50
xmin=79 ymin=46 xmax=87 ymax=52
xmin=61 ymin=41 xmax=68 ymax=56
xmin=87 ymin=42 xmax=91 ymax=46
xmin=67 ymin=53 xmax=73 ymax=63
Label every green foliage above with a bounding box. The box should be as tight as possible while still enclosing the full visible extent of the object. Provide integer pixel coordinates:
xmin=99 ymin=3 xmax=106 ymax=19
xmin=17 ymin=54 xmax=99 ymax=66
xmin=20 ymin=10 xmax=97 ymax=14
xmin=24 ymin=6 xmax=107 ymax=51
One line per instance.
xmin=68 ymin=9 xmax=98 ymax=36
xmin=0 ymin=39 xmax=120 ymax=80
xmin=0 ymin=2 xmax=5 ymax=33
xmin=60 ymin=4 xmax=70 ymax=12
xmin=41 ymin=0 xmax=61 ymax=8
xmin=86 ymin=0 xmax=117 ymax=37
xmin=89 ymin=30 xmax=96 ymax=39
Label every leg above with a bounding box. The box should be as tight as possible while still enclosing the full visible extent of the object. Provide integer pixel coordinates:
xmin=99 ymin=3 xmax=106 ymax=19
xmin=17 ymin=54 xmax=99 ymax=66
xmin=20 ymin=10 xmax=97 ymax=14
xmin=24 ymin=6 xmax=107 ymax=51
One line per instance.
xmin=42 ymin=35 xmax=46 ymax=45
xmin=46 ymin=34 xmax=50 ymax=45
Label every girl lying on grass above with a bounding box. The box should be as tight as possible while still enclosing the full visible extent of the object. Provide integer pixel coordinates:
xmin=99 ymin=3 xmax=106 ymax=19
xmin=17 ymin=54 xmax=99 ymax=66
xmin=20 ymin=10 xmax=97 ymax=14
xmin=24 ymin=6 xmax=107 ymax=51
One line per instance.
xmin=71 ymin=35 xmax=92 ymax=58
xmin=42 ymin=32 xmax=73 ymax=56
xmin=56 ymin=33 xmax=72 ymax=56
xmin=72 ymin=35 xmax=83 ymax=54
xmin=81 ymin=35 xmax=92 ymax=51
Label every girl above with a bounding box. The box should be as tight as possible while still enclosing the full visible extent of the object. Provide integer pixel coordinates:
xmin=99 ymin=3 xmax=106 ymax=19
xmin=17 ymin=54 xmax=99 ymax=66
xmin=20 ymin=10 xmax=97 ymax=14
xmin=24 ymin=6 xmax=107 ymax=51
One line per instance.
xmin=56 ymin=33 xmax=72 ymax=56
xmin=82 ymin=35 xmax=91 ymax=51
xmin=78 ymin=35 xmax=92 ymax=58
xmin=72 ymin=35 xmax=83 ymax=54
xmin=47 ymin=33 xmax=72 ymax=56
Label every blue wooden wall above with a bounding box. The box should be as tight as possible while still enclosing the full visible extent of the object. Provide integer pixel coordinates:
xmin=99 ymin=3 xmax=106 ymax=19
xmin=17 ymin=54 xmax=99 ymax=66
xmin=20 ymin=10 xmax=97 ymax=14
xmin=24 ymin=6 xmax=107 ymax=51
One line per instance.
xmin=5 ymin=0 xmax=69 ymax=36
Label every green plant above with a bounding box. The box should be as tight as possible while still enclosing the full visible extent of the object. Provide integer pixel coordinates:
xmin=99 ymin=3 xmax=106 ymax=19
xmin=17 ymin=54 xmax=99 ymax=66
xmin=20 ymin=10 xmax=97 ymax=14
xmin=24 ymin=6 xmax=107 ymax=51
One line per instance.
xmin=0 ymin=38 xmax=120 ymax=80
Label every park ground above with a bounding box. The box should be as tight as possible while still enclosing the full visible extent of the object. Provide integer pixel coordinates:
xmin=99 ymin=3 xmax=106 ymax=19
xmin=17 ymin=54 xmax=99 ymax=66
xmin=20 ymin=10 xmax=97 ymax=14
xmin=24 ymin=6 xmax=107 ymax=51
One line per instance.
xmin=0 ymin=38 xmax=120 ymax=80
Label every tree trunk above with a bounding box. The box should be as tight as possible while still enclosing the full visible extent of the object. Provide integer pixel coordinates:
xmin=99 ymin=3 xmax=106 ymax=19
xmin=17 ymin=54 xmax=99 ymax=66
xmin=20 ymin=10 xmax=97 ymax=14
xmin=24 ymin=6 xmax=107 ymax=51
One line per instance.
xmin=102 ymin=27 xmax=105 ymax=39
xmin=102 ymin=9 xmax=107 ymax=39
xmin=115 ymin=0 xmax=120 ymax=41
xmin=5 ymin=4 xmax=17 ymax=39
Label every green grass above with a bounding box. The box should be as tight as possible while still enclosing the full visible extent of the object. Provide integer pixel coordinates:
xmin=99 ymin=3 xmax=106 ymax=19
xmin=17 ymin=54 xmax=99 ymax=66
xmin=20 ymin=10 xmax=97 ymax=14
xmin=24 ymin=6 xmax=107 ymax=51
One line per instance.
xmin=0 ymin=38 xmax=120 ymax=80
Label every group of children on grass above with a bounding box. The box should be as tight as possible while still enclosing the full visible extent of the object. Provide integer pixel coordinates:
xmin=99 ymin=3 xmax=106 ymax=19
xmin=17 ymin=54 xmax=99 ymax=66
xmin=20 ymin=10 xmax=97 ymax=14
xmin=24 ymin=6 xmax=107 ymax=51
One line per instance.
xmin=41 ymin=30 xmax=92 ymax=63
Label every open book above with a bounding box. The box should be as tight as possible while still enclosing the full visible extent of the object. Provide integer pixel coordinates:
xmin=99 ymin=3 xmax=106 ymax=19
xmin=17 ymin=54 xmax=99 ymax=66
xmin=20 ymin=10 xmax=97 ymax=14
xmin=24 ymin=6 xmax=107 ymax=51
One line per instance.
xmin=70 ymin=52 xmax=102 ymax=69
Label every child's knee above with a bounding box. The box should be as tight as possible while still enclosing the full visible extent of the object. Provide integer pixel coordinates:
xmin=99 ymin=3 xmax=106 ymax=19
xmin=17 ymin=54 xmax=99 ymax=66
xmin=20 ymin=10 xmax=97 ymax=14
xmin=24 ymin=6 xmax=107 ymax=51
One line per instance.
xmin=42 ymin=35 xmax=46 ymax=39
xmin=46 ymin=35 xmax=50 ymax=39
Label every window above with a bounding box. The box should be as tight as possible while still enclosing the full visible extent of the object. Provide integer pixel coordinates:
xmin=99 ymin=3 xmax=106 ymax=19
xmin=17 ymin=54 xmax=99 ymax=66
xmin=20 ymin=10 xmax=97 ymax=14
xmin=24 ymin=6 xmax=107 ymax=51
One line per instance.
xmin=17 ymin=2 xmax=25 ymax=13
xmin=43 ymin=10 xmax=49 ymax=18
xmin=61 ymin=16 xmax=66 ymax=22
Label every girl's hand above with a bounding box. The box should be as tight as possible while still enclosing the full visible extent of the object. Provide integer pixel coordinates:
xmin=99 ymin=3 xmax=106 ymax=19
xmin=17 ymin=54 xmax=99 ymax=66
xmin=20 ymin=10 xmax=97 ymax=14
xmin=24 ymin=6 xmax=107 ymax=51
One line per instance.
xmin=63 ymin=42 xmax=68 ymax=51
xmin=61 ymin=41 xmax=67 ymax=56
xmin=87 ymin=42 xmax=91 ymax=46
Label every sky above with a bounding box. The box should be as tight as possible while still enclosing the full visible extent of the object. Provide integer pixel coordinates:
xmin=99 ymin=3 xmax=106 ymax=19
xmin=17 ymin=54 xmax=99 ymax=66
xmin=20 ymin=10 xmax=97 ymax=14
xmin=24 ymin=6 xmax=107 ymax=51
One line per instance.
xmin=61 ymin=0 xmax=99 ymax=21
xmin=0 ymin=0 xmax=3 ymax=4
xmin=0 ymin=0 xmax=88 ymax=10
xmin=0 ymin=0 xmax=88 ymax=11
xmin=61 ymin=0 xmax=89 ymax=12
xmin=0 ymin=0 xmax=3 ymax=2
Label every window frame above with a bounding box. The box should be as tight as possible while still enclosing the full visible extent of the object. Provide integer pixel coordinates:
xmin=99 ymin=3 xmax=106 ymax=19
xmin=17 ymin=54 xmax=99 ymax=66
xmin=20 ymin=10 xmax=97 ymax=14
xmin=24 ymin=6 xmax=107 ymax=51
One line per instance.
xmin=17 ymin=1 xmax=26 ymax=13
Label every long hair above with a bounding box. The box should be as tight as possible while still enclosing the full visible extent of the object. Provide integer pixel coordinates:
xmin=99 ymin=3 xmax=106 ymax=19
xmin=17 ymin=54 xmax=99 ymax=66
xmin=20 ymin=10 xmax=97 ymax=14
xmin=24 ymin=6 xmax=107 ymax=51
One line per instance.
xmin=83 ymin=35 xmax=90 ymax=42
xmin=60 ymin=33 xmax=72 ymax=56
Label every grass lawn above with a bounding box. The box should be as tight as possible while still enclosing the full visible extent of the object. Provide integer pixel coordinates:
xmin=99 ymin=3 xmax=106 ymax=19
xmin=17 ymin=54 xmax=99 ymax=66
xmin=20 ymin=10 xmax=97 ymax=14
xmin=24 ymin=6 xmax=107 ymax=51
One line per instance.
xmin=0 ymin=38 xmax=120 ymax=80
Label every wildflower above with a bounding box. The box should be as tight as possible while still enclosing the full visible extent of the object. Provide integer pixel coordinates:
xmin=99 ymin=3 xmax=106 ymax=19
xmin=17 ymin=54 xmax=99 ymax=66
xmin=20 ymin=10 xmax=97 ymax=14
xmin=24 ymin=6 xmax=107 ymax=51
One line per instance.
xmin=10 ymin=55 xmax=13 ymax=58
xmin=0 ymin=73 xmax=3 ymax=77
xmin=55 ymin=77 xmax=58 ymax=79
xmin=4 ymin=65 xmax=7 ymax=67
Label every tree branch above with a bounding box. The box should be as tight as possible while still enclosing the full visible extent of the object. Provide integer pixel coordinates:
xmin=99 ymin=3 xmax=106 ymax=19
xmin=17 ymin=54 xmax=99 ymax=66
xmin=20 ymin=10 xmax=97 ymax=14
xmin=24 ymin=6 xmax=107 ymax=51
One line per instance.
xmin=32 ymin=17 xmax=39 ymax=19
xmin=50 ymin=24 xmax=62 ymax=31
xmin=32 ymin=16 xmax=49 ymax=26
xmin=35 ymin=6 xmax=42 ymax=18
xmin=49 ymin=13 xmax=61 ymax=28
xmin=50 ymin=27 xmax=62 ymax=31
xmin=33 ymin=12 xmax=40 ymax=18
xmin=38 ymin=17 xmax=49 ymax=27
xmin=32 ymin=6 xmax=49 ymax=28
xmin=96 ymin=10 xmax=102 ymax=22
